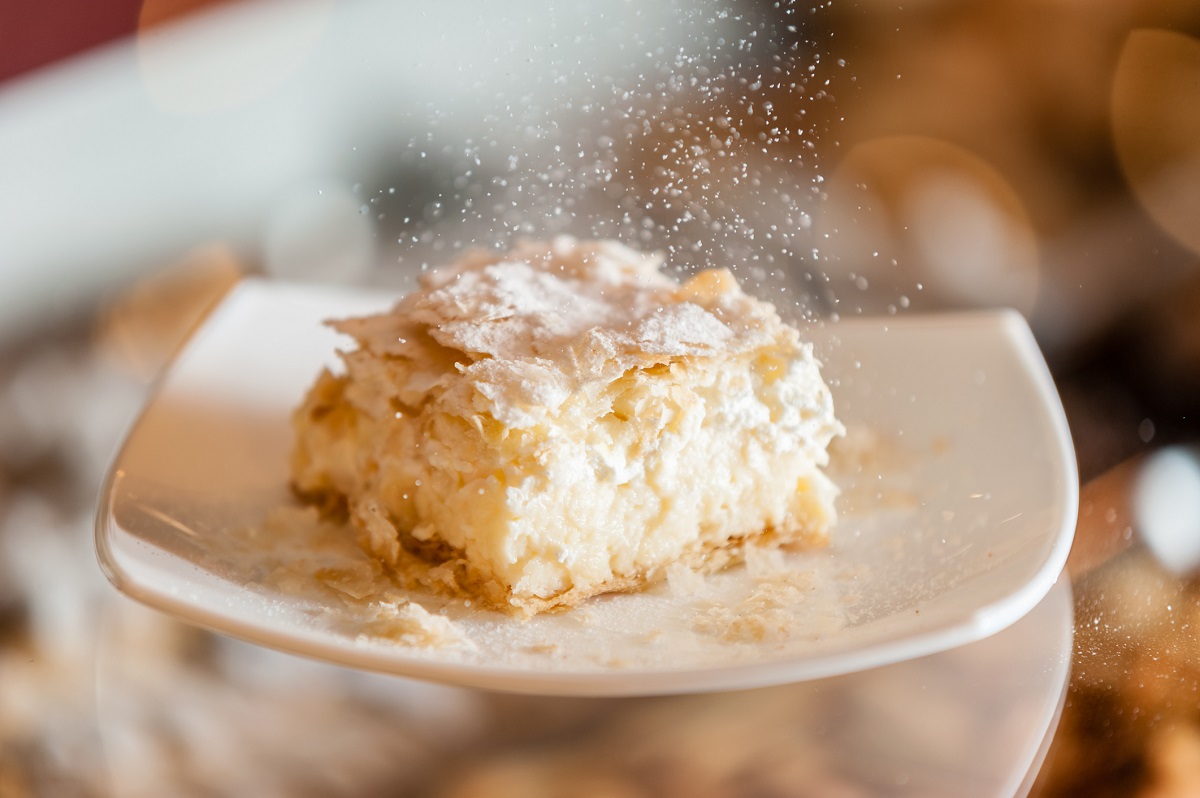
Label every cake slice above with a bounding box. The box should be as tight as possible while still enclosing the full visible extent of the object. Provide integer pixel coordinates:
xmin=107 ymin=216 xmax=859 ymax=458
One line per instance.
xmin=290 ymin=238 xmax=844 ymax=615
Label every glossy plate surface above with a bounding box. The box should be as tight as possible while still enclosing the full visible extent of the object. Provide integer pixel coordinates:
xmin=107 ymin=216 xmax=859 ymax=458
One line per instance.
xmin=96 ymin=280 xmax=1078 ymax=695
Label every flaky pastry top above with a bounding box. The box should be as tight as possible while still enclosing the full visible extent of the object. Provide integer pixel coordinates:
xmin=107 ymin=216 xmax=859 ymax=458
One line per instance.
xmin=329 ymin=237 xmax=804 ymax=428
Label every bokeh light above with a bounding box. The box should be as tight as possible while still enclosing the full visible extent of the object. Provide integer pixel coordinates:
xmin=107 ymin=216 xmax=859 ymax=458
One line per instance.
xmin=824 ymin=135 xmax=1039 ymax=314
xmin=1112 ymin=29 xmax=1200 ymax=256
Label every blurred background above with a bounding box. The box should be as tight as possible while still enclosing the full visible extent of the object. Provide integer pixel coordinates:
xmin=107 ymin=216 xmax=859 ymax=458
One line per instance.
xmin=1 ymin=0 xmax=1199 ymax=795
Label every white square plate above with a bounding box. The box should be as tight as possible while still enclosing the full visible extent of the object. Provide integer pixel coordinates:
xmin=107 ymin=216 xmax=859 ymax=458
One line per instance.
xmin=96 ymin=280 xmax=1077 ymax=695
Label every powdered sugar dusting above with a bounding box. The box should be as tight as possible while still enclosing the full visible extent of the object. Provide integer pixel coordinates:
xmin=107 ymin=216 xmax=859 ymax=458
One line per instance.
xmin=633 ymin=302 xmax=733 ymax=354
xmin=341 ymin=236 xmax=798 ymax=426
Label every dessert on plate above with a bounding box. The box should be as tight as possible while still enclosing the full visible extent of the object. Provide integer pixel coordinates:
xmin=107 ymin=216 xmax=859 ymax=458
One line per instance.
xmin=291 ymin=237 xmax=843 ymax=614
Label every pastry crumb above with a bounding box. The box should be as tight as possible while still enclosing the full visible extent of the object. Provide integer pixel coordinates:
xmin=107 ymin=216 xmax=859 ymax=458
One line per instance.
xmin=356 ymin=599 xmax=476 ymax=651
